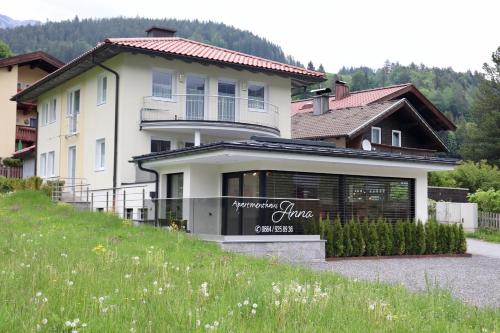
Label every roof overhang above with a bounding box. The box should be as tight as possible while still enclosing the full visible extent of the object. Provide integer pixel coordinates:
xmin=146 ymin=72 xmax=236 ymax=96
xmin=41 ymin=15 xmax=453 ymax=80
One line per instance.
xmin=132 ymin=140 xmax=458 ymax=172
xmin=0 ymin=51 xmax=64 ymax=73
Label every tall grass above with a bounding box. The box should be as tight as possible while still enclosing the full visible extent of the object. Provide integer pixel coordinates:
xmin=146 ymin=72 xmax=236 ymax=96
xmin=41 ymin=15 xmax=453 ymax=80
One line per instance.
xmin=0 ymin=191 xmax=498 ymax=332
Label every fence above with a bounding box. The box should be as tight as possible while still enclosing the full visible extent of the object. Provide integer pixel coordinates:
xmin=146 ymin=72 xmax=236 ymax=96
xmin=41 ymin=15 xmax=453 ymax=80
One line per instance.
xmin=435 ymin=201 xmax=478 ymax=231
xmin=0 ymin=166 xmax=23 ymax=178
xmin=478 ymin=211 xmax=500 ymax=230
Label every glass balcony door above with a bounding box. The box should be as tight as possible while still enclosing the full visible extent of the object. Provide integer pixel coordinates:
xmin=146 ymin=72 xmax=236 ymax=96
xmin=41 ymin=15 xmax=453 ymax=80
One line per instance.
xmin=185 ymin=75 xmax=206 ymax=120
xmin=218 ymin=80 xmax=236 ymax=122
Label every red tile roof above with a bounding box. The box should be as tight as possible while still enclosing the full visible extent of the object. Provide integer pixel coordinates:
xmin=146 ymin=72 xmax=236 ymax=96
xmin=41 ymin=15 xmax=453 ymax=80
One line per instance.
xmin=0 ymin=51 xmax=64 ymax=71
xmin=105 ymin=37 xmax=324 ymax=78
xmin=291 ymin=83 xmax=412 ymax=115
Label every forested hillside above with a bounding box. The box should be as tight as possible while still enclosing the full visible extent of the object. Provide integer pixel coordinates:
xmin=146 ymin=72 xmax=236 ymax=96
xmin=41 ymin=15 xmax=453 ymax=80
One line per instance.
xmin=0 ymin=16 xmax=302 ymax=66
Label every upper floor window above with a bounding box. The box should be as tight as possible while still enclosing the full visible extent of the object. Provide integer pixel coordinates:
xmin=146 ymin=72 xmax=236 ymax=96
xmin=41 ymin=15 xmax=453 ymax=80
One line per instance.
xmin=152 ymin=69 xmax=173 ymax=100
xmin=42 ymin=98 xmax=57 ymax=125
xmin=95 ymin=138 xmax=105 ymax=171
xmin=41 ymin=103 xmax=49 ymax=126
xmin=151 ymin=139 xmax=171 ymax=153
xmin=67 ymin=89 xmax=80 ymax=134
xmin=248 ymin=82 xmax=266 ymax=111
xmin=371 ymin=127 xmax=381 ymax=144
xmin=97 ymin=75 xmax=107 ymax=105
xmin=392 ymin=130 xmax=401 ymax=147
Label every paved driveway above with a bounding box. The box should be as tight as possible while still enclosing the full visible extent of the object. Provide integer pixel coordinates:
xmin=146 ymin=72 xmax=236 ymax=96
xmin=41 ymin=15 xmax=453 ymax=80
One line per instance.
xmin=467 ymin=238 xmax=500 ymax=259
xmin=310 ymin=239 xmax=500 ymax=308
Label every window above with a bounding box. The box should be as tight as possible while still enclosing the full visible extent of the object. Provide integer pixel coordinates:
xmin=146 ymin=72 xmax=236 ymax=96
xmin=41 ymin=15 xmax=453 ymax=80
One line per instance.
xmin=139 ymin=208 xmax=148 ymax=221
xmin=41 ymin=103 xmax=49 ymax=126
xmin=371 ymin=127 xmax=381 ymax=144
xmin=97 ymin=75 xmax=107 ymax=105
xmin=48 ymin=98 xmax=57 ymax=124
xmin=167 ymin=173 xmax=184 ymax=221
xmin=392 ymin=130 xmax=401 ymax=147
xmin=152 ymin=69 xmax=173 ymax=99
xmin=185 ymin=142 xmax=194 ymax=148
xmin=125 ymin=208 xmax=134 ymax=220
xmin=248 ymin=82 xmax=266 ymax=111
xmin=47 ymin=151 xmax=55 ymax=177
xmin=40 ymin=153 xmax=46 ymax=177
xmin=96 ymin=208 xmax=104 ymax=213
xmin=150 ymin=139 xmax=171 ymax=153
xmin=67 ymin=89 xmax=80 ymax=134
xmin=95 ymin=139 xmax=105 ymax=170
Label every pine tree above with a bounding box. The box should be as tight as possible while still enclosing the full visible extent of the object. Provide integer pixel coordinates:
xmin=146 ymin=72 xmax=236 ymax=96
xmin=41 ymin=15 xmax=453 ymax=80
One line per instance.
xmin=307 ymin=61 xmax=315 ymax=71
xmin=361 ymin=218 xmax=370 ymax=253
xmin=385 ymin=220 xmax=393 ymax=256
xmin=350 ymin=219 xmax=365 ymax=256
xmin=393 ymin=220 xmax=405 ymax=255
xmin=404 ymin=221 xmax=416 ymax=255
xmin=415 ymin=220 xmax=426 ymax=255
xmin=0 ymin=39 xmax=13 ymax=59
xmin=425 ymin=220 xmax=437 ymax=254
xmin=317 ymin=64 xmax=325 ymax=73
xmin=324 ymin=216 xmax=334 ymax=257
xmin=332 ymin=216 xmax=344 ymax=257
xmin=376 ymin=218 xmax=388 ymax=255
xmin=342 ymin=221 xmax=353 ymax=257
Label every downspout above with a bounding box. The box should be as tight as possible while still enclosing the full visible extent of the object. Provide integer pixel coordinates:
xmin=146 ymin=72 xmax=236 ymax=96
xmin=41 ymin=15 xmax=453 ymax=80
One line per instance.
xmin=92 ymin=55 xmax=120 ymax=213
xmin=137 ymin=161 xmax=159 ymax=227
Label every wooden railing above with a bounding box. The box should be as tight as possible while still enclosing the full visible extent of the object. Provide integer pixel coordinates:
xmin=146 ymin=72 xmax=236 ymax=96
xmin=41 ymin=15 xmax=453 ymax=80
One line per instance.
xmin=371 ymin=143 xmax=437 ymax=157
xmin=479 ymin=211 xmax=500 ymax=230
xmin=16 ymin=126 xmax=37 ymax=142
xmin=0 ymin=166 xmax=22 ymax=179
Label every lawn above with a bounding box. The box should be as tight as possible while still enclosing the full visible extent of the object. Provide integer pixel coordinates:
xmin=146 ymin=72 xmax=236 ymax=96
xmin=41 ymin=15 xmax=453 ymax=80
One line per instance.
xmin=467 ymin=229 xmax=500 ymax=243
xmin=0 ymin=191 xmax=499 ymax=332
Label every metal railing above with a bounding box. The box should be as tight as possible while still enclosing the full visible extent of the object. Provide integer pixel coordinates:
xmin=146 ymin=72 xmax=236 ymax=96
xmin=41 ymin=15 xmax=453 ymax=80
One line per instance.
xmin=47 ymin=177 xmax=89 ymax=203
xmin=141 ymin=94 xmax=280 ymax=131
xmin=89 ymin=185 xmax=152 ymax=221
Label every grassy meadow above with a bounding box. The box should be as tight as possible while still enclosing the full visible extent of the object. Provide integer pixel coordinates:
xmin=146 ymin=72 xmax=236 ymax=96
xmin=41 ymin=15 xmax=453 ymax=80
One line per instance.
xmin=0 ymin=191 xmax=499 ymax=332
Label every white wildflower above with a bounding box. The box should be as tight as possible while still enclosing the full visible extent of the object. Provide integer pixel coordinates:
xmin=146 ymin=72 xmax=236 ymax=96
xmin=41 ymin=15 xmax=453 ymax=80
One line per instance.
xmin=67 ymin=280 xmax=74 ymax=286
xmin=274 ymin=300 xmax=280 ymax=306
xmin=252 ymin=303 xmax=257 ymax=309
xmin=243 ymin=300 xmax=249 ymax=305
xmin=200 ymin=282 xmax=209 ymax=297
xmin=125 ymin=274 xmax=131 ymax=279
xmin=251 ymin=309 xmax=256 ymax=315
xmin=41 ymin=318 xmax=48 ymax=325
xmin=36 ymin=291 xmax=42 ymax=297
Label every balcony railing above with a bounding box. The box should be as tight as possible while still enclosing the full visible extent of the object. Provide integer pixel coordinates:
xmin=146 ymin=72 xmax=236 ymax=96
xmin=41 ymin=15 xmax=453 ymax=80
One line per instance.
xmin=140 ymin=94 xmax=280 ymax=131
xmin=16 ymin=125 xmax=36 ymax=142
xmin=371 ymin=143 xmax=437 ymax=157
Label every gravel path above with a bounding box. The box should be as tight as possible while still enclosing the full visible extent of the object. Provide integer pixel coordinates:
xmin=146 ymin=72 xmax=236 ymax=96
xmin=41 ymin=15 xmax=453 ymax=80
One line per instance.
xmin=310 ymin=254 xmax=500 ymax=308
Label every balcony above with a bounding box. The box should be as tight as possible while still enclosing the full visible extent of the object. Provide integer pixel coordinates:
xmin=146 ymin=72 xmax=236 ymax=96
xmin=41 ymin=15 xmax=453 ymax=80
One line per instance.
xmin=140 ymin=94 xmax=280 ymax=137
xmin=16 ymin=125 xmax=36 ymax=143
xmin=371 ymin=143 xmax=437 ymax=157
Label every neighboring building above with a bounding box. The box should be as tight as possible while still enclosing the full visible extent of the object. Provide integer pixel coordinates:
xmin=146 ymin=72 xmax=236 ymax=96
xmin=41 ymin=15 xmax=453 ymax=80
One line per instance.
xmin=291 ymin=81 xmax=455 ymax=156
xmin=0 ymin=51 xmax=64 ymax=176
xmin=13 ymin=28 xmax=457 ymax=256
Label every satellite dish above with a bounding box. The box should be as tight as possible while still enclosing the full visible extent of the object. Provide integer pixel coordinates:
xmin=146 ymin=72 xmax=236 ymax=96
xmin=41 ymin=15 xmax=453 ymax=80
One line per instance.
xmin=362 ymin=139 xmax=372 ymax=151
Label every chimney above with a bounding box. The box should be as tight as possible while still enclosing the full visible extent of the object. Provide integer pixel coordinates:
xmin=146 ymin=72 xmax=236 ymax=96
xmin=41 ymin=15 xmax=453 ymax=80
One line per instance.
xmin=310 ymin=87 xmax=331 ymax=116
xmin=145 ymin=26 xmax=176 ymax=37
xmin=335 ymin=80 xmax=349 ymax=100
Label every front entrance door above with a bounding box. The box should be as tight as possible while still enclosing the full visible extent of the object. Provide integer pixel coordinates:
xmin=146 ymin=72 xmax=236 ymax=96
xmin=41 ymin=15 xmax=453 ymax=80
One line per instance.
xmin=67 ymin=146 xmax=76 ymax=191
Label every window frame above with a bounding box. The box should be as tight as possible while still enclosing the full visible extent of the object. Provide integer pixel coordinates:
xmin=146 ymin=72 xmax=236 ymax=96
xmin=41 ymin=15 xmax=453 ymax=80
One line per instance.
xmin=39 ymin=153 xmax=47 ymax=178
xmin=95 ymin=138 xmax=106 ymax=171
xmin=151 ymin=68 xmax=175 ymax=101
xmin=67 ymin=87 xmax=81 ymax=135
xmin=391 ymin=130 xmax=402 ymax=147
xmin=97 ymin=74 xmax=107 ymax=106
xmin=371 ymin=126 xmax=381 ymax=144
xmin=247 ymin=81 xmax=267 ymax=113
xmin=41 ymin=102 xmax=49 ymax=126
xmin=150 ymin=138 xmax=171 ymax=153
xmin=48 ymin=98 xmax=57 ymax=124
xmin=47 ymin=151 xmax=55 ymax=177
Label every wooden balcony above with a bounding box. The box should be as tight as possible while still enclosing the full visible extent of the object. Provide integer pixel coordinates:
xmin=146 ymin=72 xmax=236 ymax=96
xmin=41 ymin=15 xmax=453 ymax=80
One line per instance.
xmin=371 ymin=143 xmax=437 ymax=157
xmin=16 ymin=125 xmax=36 ymax=143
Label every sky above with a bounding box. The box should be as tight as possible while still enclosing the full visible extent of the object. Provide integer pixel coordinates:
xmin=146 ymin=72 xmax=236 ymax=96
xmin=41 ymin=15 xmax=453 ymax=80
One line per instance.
xmin=3 ymin=0 xmax=499 ymax=72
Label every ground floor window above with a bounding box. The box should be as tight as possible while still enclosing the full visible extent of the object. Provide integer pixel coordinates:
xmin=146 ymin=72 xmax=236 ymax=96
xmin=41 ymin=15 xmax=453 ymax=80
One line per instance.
xmin=166 ymin=173 xmax=183 ymax=222
xmin=222 ymin=171 xmax=414 ymax=234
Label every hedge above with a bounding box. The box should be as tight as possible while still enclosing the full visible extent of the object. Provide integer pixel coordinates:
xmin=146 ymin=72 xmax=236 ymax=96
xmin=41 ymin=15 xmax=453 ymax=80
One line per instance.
xmin=315 ymin=216 xmax=466 ymax=257
xmin=0 ymin=176 xmax=57 ymax=196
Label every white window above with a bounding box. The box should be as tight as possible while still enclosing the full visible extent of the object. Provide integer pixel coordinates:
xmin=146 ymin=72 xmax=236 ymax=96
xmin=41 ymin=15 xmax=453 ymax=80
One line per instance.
xmin=97 ymin=75 xmax=107 ymax=105
xmin=248 ymin=82 xmax=266 ymax=111
xmin=48 ymin=98 xmax=57 ymax=124
xmin=95 ymin=138 xmax=105 ymax=171
xmin=371 ymin=127 xmax=381 ymax=144
xmin=41 ymin=103 xmax=49 ymax=126
xmin=392 ymin=130 xmax=402 ymax=147
xmin=47 ymin=151 xmax=55 ymax=177
xmin=67 ymin=89 xmax=80 ymax=134
xmin=152 ymin=69 xmax=173 ymax=99
xmin=39 ymin=153 xmax=46 ymax=177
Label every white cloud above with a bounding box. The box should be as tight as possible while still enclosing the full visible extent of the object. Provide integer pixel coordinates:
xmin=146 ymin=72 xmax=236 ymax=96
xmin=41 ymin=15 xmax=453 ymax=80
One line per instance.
xmin=3 ymin=0 xmax=498 ymax=72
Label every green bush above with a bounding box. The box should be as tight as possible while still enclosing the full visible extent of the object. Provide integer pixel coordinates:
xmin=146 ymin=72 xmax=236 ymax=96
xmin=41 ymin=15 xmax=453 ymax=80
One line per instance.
xmin=342 ymin=222 xmax=353 ymax=257
xmin=350 ymin=219 xmax=365 ymax=256
xmin=457 ymin=224 xmax=467 ymax=254
xmin=366 ymin=222 xmax=380 ymax=256
xmin=1 ymin=158 xmax=22 ymax=167
xmin=415 ymin=221 xmax=426 ymax=255
xmin=425 ymin=221 xmax=438 ymax=254
xmin=468 ymin=189 xmax=500 ymax=213
xmin=331 ymin=216 xmax=343 ymax=257
xmin=376 ymin=218 xmax=390 ymax=255
xmin=404 ymin=221 xmax=416 ymax=255
xmin=393 ymin=221 xmax=406 ymax=255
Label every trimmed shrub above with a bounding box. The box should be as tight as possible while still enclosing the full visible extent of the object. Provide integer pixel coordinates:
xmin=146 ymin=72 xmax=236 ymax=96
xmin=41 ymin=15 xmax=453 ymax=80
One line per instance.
xmin=425 ymin=221 xmax=437 ymax=254
xmin=323 ymin=216 xmax=334 ymax=257
xmin=376 ymin=218 xmax=388 ymax=255
xmin=342 ymin=221 xmax=353 ymax=257
xmin=393 ymin=220 xmax=406 ymax=255
xmin=350 ymin=219 xmax=365 ymax=256
xmin=331 ymin=216 xmax=344 ymax=257
xmin=403 ymin=221 xmax=416 ymax=255
xmin=366 ymin=222 xmax=380 ymax=256
xmin=415 ymin=221 xmax=426 ymax=255
xmin=361 ymin=218 xmax=370 ymax=253
xmin=457 ymin=224 xmax=467 ymax=254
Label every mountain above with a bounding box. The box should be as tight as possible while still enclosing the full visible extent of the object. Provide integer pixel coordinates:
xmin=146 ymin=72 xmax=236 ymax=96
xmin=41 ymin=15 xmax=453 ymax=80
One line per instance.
xmin=0 ymin=14 xmax=39 ymax=29
xmin=0 ymin=16 xmax=303 ymax=67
